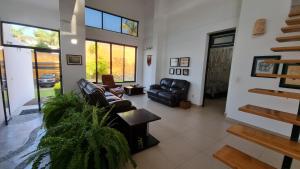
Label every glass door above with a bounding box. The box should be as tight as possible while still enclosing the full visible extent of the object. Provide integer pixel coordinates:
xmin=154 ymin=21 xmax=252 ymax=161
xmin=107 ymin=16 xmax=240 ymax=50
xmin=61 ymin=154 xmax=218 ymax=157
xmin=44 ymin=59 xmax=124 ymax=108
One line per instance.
xmin=0 ymin=48 xmax=11 ymax=125
xmin=34 ymin=50 xmax=62 ymax=110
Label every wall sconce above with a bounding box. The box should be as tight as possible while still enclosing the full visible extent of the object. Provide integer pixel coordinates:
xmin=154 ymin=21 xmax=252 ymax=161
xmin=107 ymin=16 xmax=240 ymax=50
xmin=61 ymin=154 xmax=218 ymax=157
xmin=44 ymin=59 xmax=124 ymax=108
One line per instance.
xmin=0 ymin=46 xmax=3 ymax=50
xmin=71 ymin=38 xmax=78 ymax=45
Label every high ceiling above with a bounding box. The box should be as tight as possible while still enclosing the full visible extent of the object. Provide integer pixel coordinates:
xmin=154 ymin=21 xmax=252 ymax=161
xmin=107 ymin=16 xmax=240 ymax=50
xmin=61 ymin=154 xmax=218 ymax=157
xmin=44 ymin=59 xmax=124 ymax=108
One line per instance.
xmin=9 ymin=0 xmax=59 ymax=11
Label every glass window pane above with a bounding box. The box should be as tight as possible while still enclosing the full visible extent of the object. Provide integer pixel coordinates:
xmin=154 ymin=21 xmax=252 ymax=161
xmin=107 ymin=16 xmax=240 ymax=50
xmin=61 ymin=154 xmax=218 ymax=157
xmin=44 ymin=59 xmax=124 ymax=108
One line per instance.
xmin=85 ymin=41 xmax=96 ymax=82
xmin=103 ymin=13 xmax=121 ymax=32
xmin=112 ymin=45 xmax=124 ymax=82
xmin=85 ymin=8 xmax=102 ymax=28
xmin=122 ymin=19 xmax=138 ymax=36
xmin=97 ymin=42 xmax=111 ymax=82
xmin=2 ymin=23 xmax=60 ymax=49
xmin=124 ymin=47 xmax=136 ymax=81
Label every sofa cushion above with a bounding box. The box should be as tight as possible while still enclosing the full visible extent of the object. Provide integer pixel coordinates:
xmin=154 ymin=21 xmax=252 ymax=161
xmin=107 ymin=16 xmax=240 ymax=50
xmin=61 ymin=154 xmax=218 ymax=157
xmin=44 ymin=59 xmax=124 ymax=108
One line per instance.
xmin=171 ymin=80 xmax=189 ymax=91
xmin=160 ymin=78 xmax=173 ymax=90
xmin=158 ymin=91 xmax=175 ymax=100
xmin=147 ymin=89 xmax=161 ymax=96
xmin=106 ymin=95 xmax=121 ymax=102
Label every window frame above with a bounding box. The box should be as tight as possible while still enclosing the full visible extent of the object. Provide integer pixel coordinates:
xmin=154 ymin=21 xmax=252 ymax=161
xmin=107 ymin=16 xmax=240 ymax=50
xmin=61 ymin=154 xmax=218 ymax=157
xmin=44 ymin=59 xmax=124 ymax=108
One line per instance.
xmin=86 ymin=39 xmax=137 ymax=83
xmin=85 ymin=6 xmax=139 ymax=37
xmin=1 ymin=21 xmax=61 ymax=51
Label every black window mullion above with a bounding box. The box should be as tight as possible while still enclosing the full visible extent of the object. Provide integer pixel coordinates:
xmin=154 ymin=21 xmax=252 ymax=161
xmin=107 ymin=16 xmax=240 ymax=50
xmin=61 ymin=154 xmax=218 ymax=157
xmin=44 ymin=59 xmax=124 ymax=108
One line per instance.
xmin=110 ymin=44 xmax=112 ymax=75
xmin=101 ymin=11 xmax=103 ymax=29
xmin=123 ymin=45 xmax=125 ymax=82
xmin=95 ymin=42 xmax=98 ymax=83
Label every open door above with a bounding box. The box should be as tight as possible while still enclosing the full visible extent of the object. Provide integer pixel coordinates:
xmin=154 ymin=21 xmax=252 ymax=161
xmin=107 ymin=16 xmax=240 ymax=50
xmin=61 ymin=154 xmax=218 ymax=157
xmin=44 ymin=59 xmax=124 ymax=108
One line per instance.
xmin=0 ymin=48 xmax=11 ymax=125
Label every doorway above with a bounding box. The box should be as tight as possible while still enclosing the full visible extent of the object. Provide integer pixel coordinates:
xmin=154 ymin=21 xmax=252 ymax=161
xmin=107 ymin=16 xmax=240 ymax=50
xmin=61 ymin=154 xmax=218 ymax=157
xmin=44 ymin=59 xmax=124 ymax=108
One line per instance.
xmin=202 ymin=29 xmax=236 ymax=109
xmin=0 ymin=21 xmax=62 ymax=125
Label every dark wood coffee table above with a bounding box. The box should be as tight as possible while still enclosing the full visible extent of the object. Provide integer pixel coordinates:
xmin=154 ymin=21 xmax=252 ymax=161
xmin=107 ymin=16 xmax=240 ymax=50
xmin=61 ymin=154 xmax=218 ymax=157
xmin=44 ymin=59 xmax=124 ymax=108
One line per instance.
xmin=117 ymin=109 xmax=161 ymax=153
xmin=124 ymin=86 xmax=144 ymax=96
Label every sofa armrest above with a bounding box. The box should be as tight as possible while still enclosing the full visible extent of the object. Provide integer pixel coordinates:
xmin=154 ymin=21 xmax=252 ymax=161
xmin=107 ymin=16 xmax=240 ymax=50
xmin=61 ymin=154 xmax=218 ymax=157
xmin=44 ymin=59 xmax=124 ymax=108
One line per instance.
xmin=150 ymin=84 xmax=161 ymax=90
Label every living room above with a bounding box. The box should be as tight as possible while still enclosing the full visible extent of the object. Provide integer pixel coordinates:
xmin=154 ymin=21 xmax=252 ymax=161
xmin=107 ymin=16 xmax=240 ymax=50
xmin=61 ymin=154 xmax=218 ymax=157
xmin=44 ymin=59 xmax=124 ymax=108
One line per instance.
xmin=0 ymin=0 xmax=300 ymax=169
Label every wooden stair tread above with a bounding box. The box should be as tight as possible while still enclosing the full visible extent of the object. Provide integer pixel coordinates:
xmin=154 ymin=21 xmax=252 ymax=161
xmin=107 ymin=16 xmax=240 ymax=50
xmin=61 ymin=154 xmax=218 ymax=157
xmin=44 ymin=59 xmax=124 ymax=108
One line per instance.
xmin=276 ymin=35 xmax=300 ymax=42
xmin=289 ymin=5 xmax=300 ymax=17
xmin=281 ymin=25 xmax=300 ymax=33
xmin=213 ymin=145 xmax=276 ymax=169
xmin=239 ymin=105 xmax=300 ymax=125
xmin=271 ymin=46 xmax=300 ymax=52
xmin=286 ymin=17 xmax=300 ymax=25
xmin=249 ymin=88 xmax=300 ymax=100
xmin=227 ymin=124 xmax=300 ymax=160
xmin=263 ymin=59 xmax=300 ymax=64
xmin=255 ymin=73 xmax=300 ymax=79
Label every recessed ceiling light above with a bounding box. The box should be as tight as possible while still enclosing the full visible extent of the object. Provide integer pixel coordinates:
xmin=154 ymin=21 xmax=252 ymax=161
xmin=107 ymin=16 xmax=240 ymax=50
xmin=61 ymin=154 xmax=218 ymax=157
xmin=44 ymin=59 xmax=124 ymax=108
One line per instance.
xmin=71 ymin=39 xmax=78 ymax=45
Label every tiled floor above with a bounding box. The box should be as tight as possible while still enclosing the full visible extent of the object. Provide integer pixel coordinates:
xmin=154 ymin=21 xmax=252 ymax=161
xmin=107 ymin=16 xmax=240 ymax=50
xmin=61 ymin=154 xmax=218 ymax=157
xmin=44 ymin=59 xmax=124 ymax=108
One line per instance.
xmin=0 ymin=95 xmax=299 ymax=169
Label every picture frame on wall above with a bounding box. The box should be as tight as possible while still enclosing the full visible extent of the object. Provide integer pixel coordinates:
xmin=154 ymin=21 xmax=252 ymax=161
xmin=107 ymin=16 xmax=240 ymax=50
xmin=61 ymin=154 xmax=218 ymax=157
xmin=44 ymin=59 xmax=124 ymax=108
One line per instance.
xmin=251 ymin=55 xmax=281 ymax=77
xmin=176 ymin=68 xmax=181 ymax=75
xmin=179 ymin=57 xmax=190 ymax=67
xmin=67 ymin=54 xmax=82 ymax=65
xmin=182 ymin=69 xmax=189 ymax=76
xmin=279 ymin=63 xmax=300 ymax=89
xmin=170 ymin=58 xmax=179 ymax=67
xmin=169 ymin=68 xmax=175 ymax=75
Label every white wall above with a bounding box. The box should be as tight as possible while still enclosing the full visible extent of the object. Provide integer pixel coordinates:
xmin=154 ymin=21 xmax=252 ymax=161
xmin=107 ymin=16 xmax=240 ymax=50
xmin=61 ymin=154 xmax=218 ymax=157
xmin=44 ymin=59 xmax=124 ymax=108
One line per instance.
xmin=60 ymin=0 xmax=86 ymax=93
xmin=4 ymin=47 xmax=35 ymax=113
xmin=226 ymin=0 xmax=300 ymax=137
xmin=0 ymin=0 xmax=60 ymax=29
xmin=86 ymin=0 xmax=154 ymax=86
xmin=152 ymin=0 xmax=241 ymax=105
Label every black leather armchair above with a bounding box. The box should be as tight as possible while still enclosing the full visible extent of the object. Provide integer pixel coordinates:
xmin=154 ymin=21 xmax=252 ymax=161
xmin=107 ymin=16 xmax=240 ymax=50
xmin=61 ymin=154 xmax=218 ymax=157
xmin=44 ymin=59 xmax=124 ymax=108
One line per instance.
xmin=147 ymin=78 xmax=190 ymax=107
xmin=78 ymin=79 xmax=136 ymax=114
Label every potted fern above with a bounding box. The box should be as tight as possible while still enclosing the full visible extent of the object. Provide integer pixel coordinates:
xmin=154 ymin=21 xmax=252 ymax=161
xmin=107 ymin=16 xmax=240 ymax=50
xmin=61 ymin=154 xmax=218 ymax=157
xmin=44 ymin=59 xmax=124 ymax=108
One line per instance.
xmin=26 ymin=92 xmax=136 ymax=169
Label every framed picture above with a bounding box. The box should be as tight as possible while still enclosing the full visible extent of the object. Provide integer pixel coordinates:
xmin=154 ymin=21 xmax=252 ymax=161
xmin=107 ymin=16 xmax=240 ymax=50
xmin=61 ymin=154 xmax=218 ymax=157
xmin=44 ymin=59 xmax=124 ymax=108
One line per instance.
xmin=251 ymin=55 xmax=281 ymax=77
xmin=279 ymin=63 xmax=300 ymax=89
xmin=67 ymin=55 xmax=82 ymax=65
xmin=180 ymin=57 xmax=190 ymax=67
xmin=169 ymin=68 xmax=175 ymax=75
xmin=183 ymin=69 xmax=189 ymax=76
xmin=170 ymin=58 xmax=179 ymax=67
xmin=176 ymin=69 xmax=181 ymax=75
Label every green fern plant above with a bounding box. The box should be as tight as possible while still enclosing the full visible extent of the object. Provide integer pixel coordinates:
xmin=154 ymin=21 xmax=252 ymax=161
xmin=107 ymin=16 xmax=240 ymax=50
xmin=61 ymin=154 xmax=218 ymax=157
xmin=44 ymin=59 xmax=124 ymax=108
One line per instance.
xmin=42 ymin=91 xmax=83 ymax=128
xmin=26 ymin=92 xmax=136 ymax=169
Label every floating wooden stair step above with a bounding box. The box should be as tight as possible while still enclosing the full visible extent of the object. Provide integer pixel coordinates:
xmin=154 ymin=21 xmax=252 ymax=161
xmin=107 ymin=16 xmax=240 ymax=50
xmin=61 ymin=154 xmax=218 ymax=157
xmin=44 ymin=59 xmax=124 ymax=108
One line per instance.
xmin=255 ymin=73 xmax=300 ymax=79
xmin=281 ymin=25 xmax=300 ymax=33
xmin=213 ymin=145 xmax=276 ymax=169
xmin=276 ymin=35 xmax=300 ymax=42
xmin=263 ymin=59 xmax=300 ymax=64
xmin=289 ymin=5 xmax=300 ymax=17
xmin=249 ymin=88 xmax=300 ymax=100
xmin=239 ymin=105 xmax=300 ymax=125
xmin=271 ymin=46 xmax=300 ymax=52
xmin=286 ymin=17 xmax=300 ymax=25
xmin=227 ymin=124 xmax=300 ymax=160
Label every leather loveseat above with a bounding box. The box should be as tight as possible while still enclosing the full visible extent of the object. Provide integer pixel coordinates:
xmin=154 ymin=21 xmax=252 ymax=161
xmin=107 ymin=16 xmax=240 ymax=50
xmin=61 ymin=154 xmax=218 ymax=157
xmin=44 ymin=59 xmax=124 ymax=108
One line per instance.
xmin=78 ymin=79 xmax=136 ymax=114
xmin=147 ymin=78 xmax=190 ymax=107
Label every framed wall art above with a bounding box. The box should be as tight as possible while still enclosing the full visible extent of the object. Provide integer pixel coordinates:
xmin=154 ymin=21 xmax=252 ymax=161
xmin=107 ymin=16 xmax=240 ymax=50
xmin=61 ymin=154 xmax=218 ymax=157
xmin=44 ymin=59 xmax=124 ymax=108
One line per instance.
xmin=170 ymin=58 xmax=179 ymax=67
xmin=182 ymin=69 xmax=189 ymax=76
xmin=176 ymin=69 xmax=181 ymax=75
xmin=169 ymin=68 xmax=175 ymax=75
xmin=279 ymin=63 xmax=300 ymax=89
xmin=251 ymin=55 xmax=281 ymax=77
xmin=179 ymin=57 xmax=190 ymax=67
xmin=67 ymin=54 xmax=82 ymax=65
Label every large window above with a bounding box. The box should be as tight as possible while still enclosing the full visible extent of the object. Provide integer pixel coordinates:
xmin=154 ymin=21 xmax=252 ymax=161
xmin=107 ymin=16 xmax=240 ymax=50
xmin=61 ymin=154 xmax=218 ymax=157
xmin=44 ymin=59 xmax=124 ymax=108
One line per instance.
xmin=85 ymin=40 xmax=136 ymax=83
xmin=2 ymin=22 xmax=60 ymax=50
xmin=85 ymin=6 xmax=138 ymax=37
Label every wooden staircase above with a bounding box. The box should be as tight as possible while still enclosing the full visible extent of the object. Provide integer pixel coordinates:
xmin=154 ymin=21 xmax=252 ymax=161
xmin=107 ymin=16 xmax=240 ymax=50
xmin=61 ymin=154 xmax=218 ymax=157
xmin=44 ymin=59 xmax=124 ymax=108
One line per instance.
xmin=213 ymin=3 xmax=300 ymax=169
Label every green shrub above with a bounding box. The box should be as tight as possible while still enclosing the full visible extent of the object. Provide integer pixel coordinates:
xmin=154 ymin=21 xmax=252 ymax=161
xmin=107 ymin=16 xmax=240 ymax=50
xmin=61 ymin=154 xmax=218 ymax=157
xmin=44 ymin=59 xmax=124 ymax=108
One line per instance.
xmin=26 ymin=92 xmax=136 ymax=169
